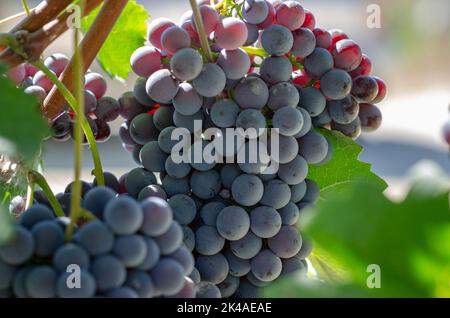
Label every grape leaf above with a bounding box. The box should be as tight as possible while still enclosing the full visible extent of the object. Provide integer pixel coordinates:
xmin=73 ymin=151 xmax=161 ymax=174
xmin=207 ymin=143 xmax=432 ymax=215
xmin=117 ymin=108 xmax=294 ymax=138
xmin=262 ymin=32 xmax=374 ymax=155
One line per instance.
xmin=81 ymin=1 xmax=149 ymax=79
xmin=308 ymin=129 xmax=388 ymax=199
xmin=264 ymin=181 xmax=450 ymax=298
xmin=0 ymin=64 xmax=49 ymax=165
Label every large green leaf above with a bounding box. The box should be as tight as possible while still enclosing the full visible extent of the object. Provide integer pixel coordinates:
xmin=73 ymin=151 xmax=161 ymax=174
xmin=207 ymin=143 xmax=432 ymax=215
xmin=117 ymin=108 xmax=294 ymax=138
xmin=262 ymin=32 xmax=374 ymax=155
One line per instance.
xmin=0 ymin=64 xmax=49 ymax=165
xmin=308 ymin=129 xmax=388 ymax=199
xmin=81 ymin=1 xmax=149 ymax=79
xmin=264 ymin=181 xmax=450 ymax=298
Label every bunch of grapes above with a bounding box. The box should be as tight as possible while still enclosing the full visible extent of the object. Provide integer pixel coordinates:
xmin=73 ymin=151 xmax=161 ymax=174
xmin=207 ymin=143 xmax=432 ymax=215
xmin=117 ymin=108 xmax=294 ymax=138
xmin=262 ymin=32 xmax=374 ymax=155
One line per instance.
xmin=1 ymin=172 xmax=197 ymax=298
xmin=7 ymin=54 xmax=119 ymax=144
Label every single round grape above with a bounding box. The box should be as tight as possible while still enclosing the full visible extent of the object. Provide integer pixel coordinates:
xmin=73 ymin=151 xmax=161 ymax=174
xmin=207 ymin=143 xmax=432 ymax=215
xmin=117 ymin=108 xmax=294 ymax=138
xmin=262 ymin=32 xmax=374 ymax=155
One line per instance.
xmin=44 ymin=53 xmax=69 ymax=76
xmin=302 ymin=8 xmax=316 ymax=29
xmin=162 ymin=175 xmax=190 ymax=197
xmin=260 ymin=179 xmax=291 ymax=209
xmin=153 ymin=105 xmax=175 ymax=131
xmin=77 ymin=220 xmax=114 ymax=256
xmin=292 ymin=28 xmax=315 ymax=58
xmin=85 ymin=72 xmax=107 ymax=99
xmin=31 ymin=220 xmax=64 ymax=258
xmin=303 ymin=179 xmax=320 ymax=204
xmin=279 ymin=202 xmax=300 ymax=225
xmin=268 ymin=225 xmax=302 ymax=258
xmin=146 ymin=69 xmax=178 ymax=104
xmin=260 ymin=56 xmax=292 ymax=85
xmin=161 ymin=26 xmax=191 ymax=55
xmin=190 ymin=170 xmax=222 ymax=200
xmin=329 ymin=29 xmax=349 ymax=47
xmin=12 ymin=267 xmax=30 ymax=298
xmin=83 ymin=187 xmax=117 ymax=219
xmin=169 ymin=194 xmax=196 ymax=225
xmin=191 ymin=4 xmax=220 ymax=35
xmin=124 ymin=168 xmax=157 ymax=198
xmin=94 ymin=96 xmax=120 ymax=122
xmin=200 ymin=201 xmax=226 ymax=226
xmin=95 ymin=120 xmax=111 ymax=143
xmin=25 ymin=266 xmax=57 ymax=298
xmin=33 ymin=70 xmax=53 ymax=92
xmin=224 ymin=249 xmax=251 ymax=277
xmin=236 ymin=109 xmax=267 ymax=135
xmin=173 ymin=109 xmax=204 ymax=133
xmin=234 ymin=76 xmax=269 ymax=110
xmin=169 ymin=246 xmax=195 ymax=276
xmin=297 ymin=131 xmax=329 ymax=165
xmin=270 ymin=134 xmax=299 ymax=164
xmin=131 ymin=46 xmax=163 ymax=77
xmin=298 ymin=86 xmax=327 ymax=117
xmin=331 ymin=39 xmax=362 ymax=72
xmin=290 ymin=181 xmax=307 ymax=203
xmin=137 ymin=237 xmax=160 ymax=271
xmin=173 ymin=277 xmax=196 ymax=298
xmin=312 ymin=108 xmax=332 ymax=128
xmin=147 ymin=18 xmax=176 ymax=50
xmin=19 ymin=204 xmax=54 ymax=229
xmin=155 ymin=221 xmax=183 ymax=255
xmin=215 ymin=17 xmax=248 ymax=50
xmin=304 ymin=48 xmax=334 ymax=79
xmin=328 ymin=96 xmax=358 ymax=125
xmin=125 ymin=270 xmax=155 ymax=298
xmin=104 ymin=196 xmax=143 ymax=235
xmin=91 ymin=254 xmax=126 ymax=291
xmin=140 ymin=197 xmax=173 ymax=236
xmin=242 ymin=0 xmax=269 ymax=24
xmin=247 ymin=272 xmax=269 ymax=287
xmin=172 ymin=82 xmax=203 ymax=116
xmin=261 ymin=24 xmax=293 ymax=56
xmin=140 ymin=141 xmax=168 ymax=172
xmin=64 ymin=180 xmax=92 ymax=197
xmin=278 ymin=155 xmax=309 ymax=185
xmin=182 ymin=226 xmax=195 ymax=252
xmin=135 ymin=76 xmax=155 ymax=106
xmin=217 ymin=48 xmax=251 ymax=80
xmin=104 ymin=287 xmax=138 ymax=298
xmin=195 ymin=226 xmax=225 ymax=256
xmin=216 ymin=206 xmax=250 ymax=241
xmin=56 ymin=270 xmax=96 ymax=298
xmin=231 ymin=174 xmax=264 ymax=207
xmin=92 ymin=172 xmax=119 ymax=193
xmin=351 ymin=75 xmax=379 ymax=103
xmin=281 ymin=256 xmax=307 ymax=276
xmin=118 ymin=92 xmax=147 ymax=121
xmin=196 ymin=253 xmax=229 ymax=284
xmin=230 ymin=231 xmax=262 ymax=259
xmin=157 ymin=126 xmax=177 ymax=154
xmin=165 ymin=156 xmax=191 ymax=179
xmin=371 ymin=76 xmax=387 ymax=104
xmin=220 ymin=165 xmax=242 ymax=189
xmin=313 ymin=28 xmax=332 ymax=49
xmin=170 ymin=48 xmax=203 ymax=81
xmin=273 ymin=106 xmax=304 ymax=136
xmin=150 ymin=258 xmax=185 ymax=296
xmin=359 ymin=103 xmax=382 ymax=132
xmin=113 ymin=234 xmax=147 ymax=267
xmin=268 ymin=82 xmax=300 ymax=111
xmin=211 ymin=99 xmax=240 ymax=128
xmin=234 ymin=279 xmax=259 ymax=298
xmin=51 ymin=112 xmax=71 ymax=139
xmin=349 ymin=53 xmax=373 ymax=78
xmin=138 ymin=185 xmax=167 ymax=202
xmin=25 ymin=85 xmax=46 ymax=103
xmin=251 ymin=249 xmax=282 ymax=282
xmin=196 ymin=281 xmax=221 ymax=298
xmin=275 ymin=1 xmax=305 ymax=31
xmin=250 ymin=205 xmax=282 ymax=239
xmin=331 ymin=117 xmax=362 ymax=139
xmin=53 ymin=243 xmax=90 ymax=273
xmin=192 ymin=63 xmax=226 ymax=98
xmin=218 ymin=274 xmax=240 ymax=298
xmin=320 ymin=69 xmax=353 ymax=100
xmin=245 ymin=22 xmax=260 ymax=45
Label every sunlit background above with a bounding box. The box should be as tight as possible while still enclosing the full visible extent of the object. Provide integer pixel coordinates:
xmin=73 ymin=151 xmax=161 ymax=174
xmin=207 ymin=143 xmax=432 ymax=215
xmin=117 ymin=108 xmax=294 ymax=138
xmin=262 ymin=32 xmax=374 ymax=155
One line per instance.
xmin=1 ymin=0 xmax=449 ymax=198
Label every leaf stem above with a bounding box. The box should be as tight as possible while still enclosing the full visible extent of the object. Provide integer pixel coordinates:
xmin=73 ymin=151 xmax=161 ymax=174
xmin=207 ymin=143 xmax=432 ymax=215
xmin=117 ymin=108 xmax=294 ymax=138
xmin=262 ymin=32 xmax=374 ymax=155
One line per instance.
xmin=189 ymin=0 xmax=214 ymax=62
xmin=32 ymin=60 xmax=105 ymax=187
xmin=28 ymin=171 xmax=65 ymax=217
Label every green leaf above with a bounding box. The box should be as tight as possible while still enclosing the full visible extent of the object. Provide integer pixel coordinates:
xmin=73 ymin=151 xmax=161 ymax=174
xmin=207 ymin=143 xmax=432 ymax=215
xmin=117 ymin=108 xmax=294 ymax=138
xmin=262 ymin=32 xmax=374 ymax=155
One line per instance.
xmin=308 ymin=129 xmax=388 ymax=199
xmin=0 ymin=64 xmax=49 ymax=165
xmin=81 ymin=1 xmax=149 ymax=79
xmin=264 ymin=181 xmax=450 ymax=298
xmin=0 ymin=203 xmax=13 ymax=244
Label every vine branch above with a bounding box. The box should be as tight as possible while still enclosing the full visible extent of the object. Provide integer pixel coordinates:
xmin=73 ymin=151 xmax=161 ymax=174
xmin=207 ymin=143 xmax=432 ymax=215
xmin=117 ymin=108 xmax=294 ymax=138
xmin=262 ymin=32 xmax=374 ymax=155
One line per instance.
xmin=189 ymin=0 xmax=214 ymax=62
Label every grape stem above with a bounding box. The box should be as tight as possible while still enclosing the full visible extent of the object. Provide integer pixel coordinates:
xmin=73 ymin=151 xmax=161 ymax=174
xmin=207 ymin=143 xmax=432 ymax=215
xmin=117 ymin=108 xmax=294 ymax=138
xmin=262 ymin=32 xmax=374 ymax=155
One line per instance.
xmin=66 ymin=19 xmax=85 ymax=242
xmin=189 ymin=0 xmax=214 ymax=62
xmin=32 ymin=60 xmax=105 ymax=187
xmin=22 ymin=0 xmax=31 ymax=15
xmin=28 ymin=171 xmax=65 ymax=217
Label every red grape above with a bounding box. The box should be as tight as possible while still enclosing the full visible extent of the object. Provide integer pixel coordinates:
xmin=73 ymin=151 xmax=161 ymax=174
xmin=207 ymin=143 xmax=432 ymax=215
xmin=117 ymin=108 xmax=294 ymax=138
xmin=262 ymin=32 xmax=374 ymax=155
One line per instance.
xmin=191 ymin=5 xmax=219 ymax=35
xmin=7 ymin=64 xmax=26 ymax=85
xmin=351 ymin=75 xmax=379 ymax=103
xmin=302 ymin=9 xmax=316 ymax=30
xmin=331 ymin=39 xmax=362 ymax=72
xmin=148 ymin=18 xmax=176 ymax=50
xmin=313 ymin=28 xmax=332 ymax=49
xmin=257 ymin=1 xmax=276 ymax=30
xmin=349 ymin=54 xmax=373 ymax=78
xmin=130 ymin=47 xmax=163 ymax=78
xmin=359 ymin=103 xmax=382 ymax=132
xmin=275 ymin=1 xmax=305 ymax=31
xmin=329 ymin=29 xmax=348 ymax=46
xmin=85 ymin=73 xmax=107 ymax=100
xmin=371 ymin=77 xmax=387 ymax=104
xmin=161 ymin=26 xmax=191 ymax=55
xmin=215 ymin=18 xmax=248 ymax=50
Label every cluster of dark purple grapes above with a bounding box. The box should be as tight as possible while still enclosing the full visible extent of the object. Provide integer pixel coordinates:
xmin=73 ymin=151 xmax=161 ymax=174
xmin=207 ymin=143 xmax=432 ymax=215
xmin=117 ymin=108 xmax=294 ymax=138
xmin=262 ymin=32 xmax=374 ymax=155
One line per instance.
xmin=9 ymin=54 xmax=119 ymax=144
xmin=1 ymin=172 xmax=201 ymax=298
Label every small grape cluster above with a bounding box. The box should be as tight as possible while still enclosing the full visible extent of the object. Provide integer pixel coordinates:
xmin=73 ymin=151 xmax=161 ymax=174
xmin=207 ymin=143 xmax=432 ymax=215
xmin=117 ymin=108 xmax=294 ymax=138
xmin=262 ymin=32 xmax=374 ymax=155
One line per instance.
xmin=1 ymin=173 xmax=197 ymax=298
xmin=8 ymin=54 xmax=119 ymax=144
